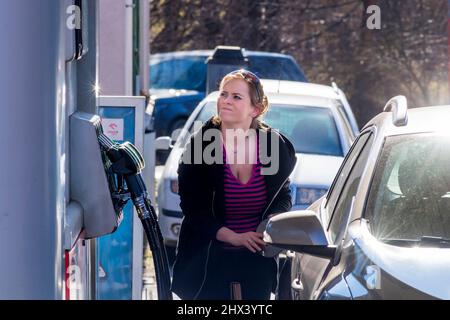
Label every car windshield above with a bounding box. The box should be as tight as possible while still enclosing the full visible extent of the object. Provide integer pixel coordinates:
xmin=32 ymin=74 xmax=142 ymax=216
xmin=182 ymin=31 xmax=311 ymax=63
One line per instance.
xmin=181 ymin=101 xmax=343 ymax=157
xmin=149 ymin=54 xmax=307 ymax=91
xmin=248 ymin=56 xmax=307 ymax=82
xmin=150 ymin=56 xmax=207 ymax=91
xmin=366 ymin=133 xmax=450 ymax=242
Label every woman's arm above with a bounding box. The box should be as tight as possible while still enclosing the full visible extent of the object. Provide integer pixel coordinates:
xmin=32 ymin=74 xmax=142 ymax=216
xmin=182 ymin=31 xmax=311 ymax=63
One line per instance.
xmin=177 ymin=137 xmax=223 ymax=240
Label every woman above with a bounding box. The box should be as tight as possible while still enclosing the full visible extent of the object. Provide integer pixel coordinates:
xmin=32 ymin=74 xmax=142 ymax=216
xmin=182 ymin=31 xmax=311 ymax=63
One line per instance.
xmin=171 ymin=69 xmax=297 ymax=300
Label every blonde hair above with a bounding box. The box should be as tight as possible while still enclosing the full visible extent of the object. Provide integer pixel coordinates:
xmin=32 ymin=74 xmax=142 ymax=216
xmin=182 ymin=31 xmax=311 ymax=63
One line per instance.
xmin=212 ymin=69 xmax=269 ymax=128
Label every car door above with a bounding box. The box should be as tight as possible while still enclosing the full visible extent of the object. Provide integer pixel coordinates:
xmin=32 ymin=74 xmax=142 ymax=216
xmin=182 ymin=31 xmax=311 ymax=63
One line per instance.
xmin=294 ymin=130 xmax=374 ymax=300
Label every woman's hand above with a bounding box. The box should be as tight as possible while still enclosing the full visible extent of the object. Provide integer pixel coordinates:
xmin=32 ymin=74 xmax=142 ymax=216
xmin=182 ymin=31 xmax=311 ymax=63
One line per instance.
xmin=217 ymin=227 xmax=266 ymax=253
xmin=229 ymin=232 xmax=266 ymax=253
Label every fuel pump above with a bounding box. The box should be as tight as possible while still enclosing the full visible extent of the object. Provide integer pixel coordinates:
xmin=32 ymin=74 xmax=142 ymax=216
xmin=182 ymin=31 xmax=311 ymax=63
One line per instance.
xmin=95 ymin=124 xmax=173 ymax=300
xmin=70 ymin=110 xmax=171 ymax=299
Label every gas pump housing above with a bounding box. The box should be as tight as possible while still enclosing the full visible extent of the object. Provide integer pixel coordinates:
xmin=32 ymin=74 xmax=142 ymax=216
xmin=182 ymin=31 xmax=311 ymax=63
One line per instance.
xmin=70 ymin=112 xmax=121 ymax=240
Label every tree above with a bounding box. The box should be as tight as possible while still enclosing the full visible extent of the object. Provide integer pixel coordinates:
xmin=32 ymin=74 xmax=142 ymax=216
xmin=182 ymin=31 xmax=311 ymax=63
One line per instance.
xmin=150 ymin=0 xmax=449 ymax=127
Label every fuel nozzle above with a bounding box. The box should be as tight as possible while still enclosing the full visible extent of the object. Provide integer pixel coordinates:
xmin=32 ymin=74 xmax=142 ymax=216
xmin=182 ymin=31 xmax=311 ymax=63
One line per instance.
xmin=98 ymin=133 xmax=145 ymax=175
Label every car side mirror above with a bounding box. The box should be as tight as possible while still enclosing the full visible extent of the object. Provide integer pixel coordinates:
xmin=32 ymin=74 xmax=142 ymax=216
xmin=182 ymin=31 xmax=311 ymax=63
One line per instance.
xmin=263 ymin=210 xmax=336 ymax=260
xmin=154 ymin=136 xmax=172 ymax=151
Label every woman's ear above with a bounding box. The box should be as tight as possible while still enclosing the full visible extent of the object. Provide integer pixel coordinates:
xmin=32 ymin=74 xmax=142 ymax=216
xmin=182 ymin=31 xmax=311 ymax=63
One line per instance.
xmin=251 ymin=104 xmax=262 ymax=118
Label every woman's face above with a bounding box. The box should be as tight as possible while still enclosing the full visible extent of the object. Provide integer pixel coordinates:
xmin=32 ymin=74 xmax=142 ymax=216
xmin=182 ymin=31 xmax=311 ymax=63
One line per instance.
xmin=217 ymin=78 xmax=259 ymax=128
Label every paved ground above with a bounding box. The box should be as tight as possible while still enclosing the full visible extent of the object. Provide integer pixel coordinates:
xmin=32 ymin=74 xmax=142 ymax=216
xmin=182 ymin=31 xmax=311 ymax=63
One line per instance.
xmin=142 ymin=164 xmax=178 ymax=300
xmin=142 ymin=165 xmax=164 ymax=300
xmin=142 ymin=243 xmax=180 ymax=300
xmin=142 ymin=242 xmax=157 ymax=300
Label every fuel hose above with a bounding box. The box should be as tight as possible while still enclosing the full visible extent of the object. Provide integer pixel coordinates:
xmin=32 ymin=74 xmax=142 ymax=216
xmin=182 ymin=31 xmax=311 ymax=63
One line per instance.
xmin=97 ymin=132 xmax=172 ymax=300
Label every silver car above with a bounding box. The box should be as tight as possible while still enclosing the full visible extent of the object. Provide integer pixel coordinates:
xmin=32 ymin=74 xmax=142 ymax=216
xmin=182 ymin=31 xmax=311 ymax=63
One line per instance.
xmin=264 ymin=96 xmax=450 ymax=299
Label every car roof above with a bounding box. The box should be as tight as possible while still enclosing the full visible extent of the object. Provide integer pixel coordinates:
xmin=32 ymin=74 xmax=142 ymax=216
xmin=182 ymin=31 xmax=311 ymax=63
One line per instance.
xmin=204 ymin=80 xmax=341 ymax=109
xmin=261 ymin=80 xmax=339 ymax=99
xmin=364 ymin=105 xmax=450 ymax=137
xmin=150 ymin=49 xmax=295 ymax=59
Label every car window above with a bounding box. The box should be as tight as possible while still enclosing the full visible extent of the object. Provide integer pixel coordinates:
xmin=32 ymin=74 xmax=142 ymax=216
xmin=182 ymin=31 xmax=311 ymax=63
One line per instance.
xmin=328 ymin=133 xmax=374 ymax=243
xmin=365 ymin=134 xmax=450 ymax=241
xmin=150 ymin=54 xmax=307 ymax=92
xmin=247 ymin=56 xmax=307 ymax=82
xmin=184 ymin=102 xmax=344 ymax=157
xmin=325 ymin=131 xmax=372 ymax=224
xmin=178 ymin=102 xmax=216 ymax=147
xmin=150 ymin=56 xmax=207 ymax=91
xmin=262 ymin=106 xmax=343 ymax=156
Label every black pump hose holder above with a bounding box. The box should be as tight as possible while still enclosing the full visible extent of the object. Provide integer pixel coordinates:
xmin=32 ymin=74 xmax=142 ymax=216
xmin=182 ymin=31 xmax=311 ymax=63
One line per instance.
xmin=97 ymin=131 xmax=172 ymax=300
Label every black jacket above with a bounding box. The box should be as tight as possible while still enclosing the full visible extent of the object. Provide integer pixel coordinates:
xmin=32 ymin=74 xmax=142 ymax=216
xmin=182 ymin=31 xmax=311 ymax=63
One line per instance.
xmin=171 ymin=118 xmax=297 ymax=299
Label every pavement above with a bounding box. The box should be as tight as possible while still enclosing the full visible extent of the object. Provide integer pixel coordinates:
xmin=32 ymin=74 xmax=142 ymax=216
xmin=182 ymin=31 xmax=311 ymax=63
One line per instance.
xmin=142 ymin=244 xmax=180 ymax=300
xmin=142 ymin=165 xmax=180 ymax=300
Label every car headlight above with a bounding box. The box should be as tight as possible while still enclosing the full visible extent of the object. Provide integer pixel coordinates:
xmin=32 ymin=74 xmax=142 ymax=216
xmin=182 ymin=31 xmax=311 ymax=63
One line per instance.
xmin=170 ymin=179 xmax=179 ymax=194
xmin=295 ymin=187 xmax=327 ymax=206
xmin=171 ymin=223 xmax=181 ymax=236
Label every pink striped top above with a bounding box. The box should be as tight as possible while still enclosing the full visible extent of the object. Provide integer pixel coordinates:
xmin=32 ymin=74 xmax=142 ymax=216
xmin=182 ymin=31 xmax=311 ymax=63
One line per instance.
xmin=222 ymin=138 xmax=267 ymax=247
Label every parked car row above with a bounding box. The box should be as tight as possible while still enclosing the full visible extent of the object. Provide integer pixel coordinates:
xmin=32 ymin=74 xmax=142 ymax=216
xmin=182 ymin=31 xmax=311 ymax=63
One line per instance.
xmin=149 ymin=49 xmax=308 ymax=138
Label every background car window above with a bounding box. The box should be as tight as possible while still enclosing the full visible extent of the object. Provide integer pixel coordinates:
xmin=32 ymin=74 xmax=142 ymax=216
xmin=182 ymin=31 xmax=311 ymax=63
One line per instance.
xmin=365 ymin=134 xmax=450 ymax=241
xmin=248 ymin=56 xmax=307 ymax=82
xmin=150 ymin=54 xmax=307 ymax=92
xmin=150 ymin=56 xmax=207 ymax=91
xmin=195 ymin=101 xmax=217 ymax=123
xmin=178 ymin=101 xmax=216 ymax=147
xmin=328 ymin=133 xmax=374 ymax=243
xmin=185 ymin=102 xmax=344 ymax=157
xmin=262 ymin=105 xmax=343 ymax=156
xmin=325 ymin=132 xmax=372 ymax=226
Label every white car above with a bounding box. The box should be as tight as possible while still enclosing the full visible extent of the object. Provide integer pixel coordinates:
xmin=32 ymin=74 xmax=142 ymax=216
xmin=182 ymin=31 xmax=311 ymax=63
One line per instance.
xmin=156 ymin=80 xmax=359 ymax=248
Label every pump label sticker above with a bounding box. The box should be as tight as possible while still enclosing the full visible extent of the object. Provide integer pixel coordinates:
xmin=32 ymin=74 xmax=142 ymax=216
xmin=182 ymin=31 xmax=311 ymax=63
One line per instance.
xmin=102 ymin=118 xmax=124 ymax=141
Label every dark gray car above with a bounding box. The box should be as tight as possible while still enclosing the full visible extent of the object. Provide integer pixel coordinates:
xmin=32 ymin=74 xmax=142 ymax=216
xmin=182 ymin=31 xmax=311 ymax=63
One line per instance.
xmin=264 ymin=96 xmax=450 ymax=299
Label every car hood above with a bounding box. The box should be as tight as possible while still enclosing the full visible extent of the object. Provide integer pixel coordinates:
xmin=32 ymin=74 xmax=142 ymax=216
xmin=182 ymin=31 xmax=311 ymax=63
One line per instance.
xmin=290 ymin=153 xmax=343 ymax=187
xmin=149 ymin=88 xmax=204 ymax=102
xmin=163 ymin=148 xmax=344 ymax=187
xmin=349 ymin=220 xmax=450 ymax=299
